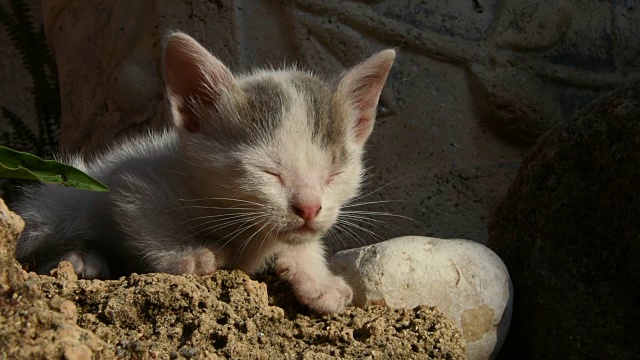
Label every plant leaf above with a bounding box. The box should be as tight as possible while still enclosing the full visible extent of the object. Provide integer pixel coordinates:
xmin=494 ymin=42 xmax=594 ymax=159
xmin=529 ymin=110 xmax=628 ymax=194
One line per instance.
xmin=0 ymin=146 xmax=109 ymax=192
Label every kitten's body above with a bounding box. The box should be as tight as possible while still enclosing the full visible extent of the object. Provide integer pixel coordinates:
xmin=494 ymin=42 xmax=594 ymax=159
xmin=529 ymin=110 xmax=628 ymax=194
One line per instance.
xmin=15 ymin=33 xmax=395 ymax=314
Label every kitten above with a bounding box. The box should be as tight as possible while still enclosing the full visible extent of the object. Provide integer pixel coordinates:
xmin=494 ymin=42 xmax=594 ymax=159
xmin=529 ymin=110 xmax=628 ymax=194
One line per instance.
xmin=14 ymin=32 xmax=395 ymax=314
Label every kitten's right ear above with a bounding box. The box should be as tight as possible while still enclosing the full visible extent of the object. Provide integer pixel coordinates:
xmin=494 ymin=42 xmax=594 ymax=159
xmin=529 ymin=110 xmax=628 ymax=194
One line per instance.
xmin=164 ymin=32 xmax=234 ymax=133
xmin=337 ymin=49 xmax=395 ymax=146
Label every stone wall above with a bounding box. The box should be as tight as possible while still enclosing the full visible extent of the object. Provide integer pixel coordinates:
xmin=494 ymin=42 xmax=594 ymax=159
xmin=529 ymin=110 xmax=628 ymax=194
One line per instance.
xmin=1 ymin=0 xmax=639 ymax=245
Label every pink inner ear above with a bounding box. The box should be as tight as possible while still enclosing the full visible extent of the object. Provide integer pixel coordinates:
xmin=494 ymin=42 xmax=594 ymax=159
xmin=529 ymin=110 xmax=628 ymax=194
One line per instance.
xmin=349 ymin=90 xmax=381 ymax=143
xmin=167 ymin=63 xmax=210 ymax=133
xmin=179 ymin=104 xmax=202 ymax=133
xmin=354 ymin=115 xmax=372 ymax=140
xmin=347 ymin=75 xmax=387 ymax=143
xmin=164 ymin=33 xmax=234 ymax=132
xmin=339 ymin=50 xmax=395 ymax=144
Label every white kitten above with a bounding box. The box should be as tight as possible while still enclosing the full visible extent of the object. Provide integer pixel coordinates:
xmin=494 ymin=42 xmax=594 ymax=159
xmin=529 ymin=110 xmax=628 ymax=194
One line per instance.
xmin=14 ymin=32 xmax=395 ymax=314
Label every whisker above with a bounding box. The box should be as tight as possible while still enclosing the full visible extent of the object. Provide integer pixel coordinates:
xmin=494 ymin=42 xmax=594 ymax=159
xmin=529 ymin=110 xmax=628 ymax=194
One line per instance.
xmin=171 ymin=205 xmax=261 ymax=211
xmin=181 ymin=212 xmax=266 ymax=233
xmin=350 ymin=172 xmax=420 ymax=203
xmin=332 ymin=224 xmax=357 ymax=248
xmin=174 ymin=211 xmax=265 ymax=229
xmin=256 ymin=221 xmax=277 ymax=258
xmin=216 ymin=220 xmax=260 ymax=251
xmin=326 ymin=226 xmax=348 ymax=251
xmin=338 ymin=214 xmax=400 ymax=238
xmin=341 ymin=210 xmax=416 ymax=222
xmin=334 ymin=223 xmax=367 ymax=247
xmin=341 ymin=199 xmax=407 ymax=208
xmin=236 ymin=220 xmax=270 ymax=260
xmin=194 ymin=214 xmax=270 ymax=238
xmin=338 ymin=218 xmax=385 ymax=242
xmin=342 ymin=223 xmax=368 ymax=247
xmin=339 ymin=213 xmax=404 ymax=231
xmin=178 ymin=197 xmax=266 ymax=207
xmin=191 ymin=217 xmax=260 ymax=237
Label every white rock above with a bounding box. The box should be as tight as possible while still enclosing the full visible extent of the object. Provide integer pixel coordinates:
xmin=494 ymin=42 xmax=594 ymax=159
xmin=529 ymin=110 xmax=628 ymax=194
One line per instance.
xmin=330 ymin=236 xmax=512 ymax=360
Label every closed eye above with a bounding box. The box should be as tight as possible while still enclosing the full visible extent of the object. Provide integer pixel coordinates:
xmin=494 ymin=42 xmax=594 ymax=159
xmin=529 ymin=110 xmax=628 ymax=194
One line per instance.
xmin=262 ymin=170 xmax=283 ymax=184
xmin=327 ymin=171 xmax=344 ymax=185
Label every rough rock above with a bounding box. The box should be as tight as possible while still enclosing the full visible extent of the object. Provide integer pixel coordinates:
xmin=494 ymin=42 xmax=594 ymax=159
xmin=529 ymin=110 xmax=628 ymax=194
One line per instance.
xmin=7 ymin=0 xmax=630 ymax=246
xmin=488 ymin=81 xmax=640 ymax=359
xmin=0 ymin=203 xmax=466 ymax=359
xmin=331 ymin=236 xmax=512 ymax=360
xmin=16 ymin=265 xmax=466 ymax=359
xmin=0 ymin=197 xmax=25 ymax=291
xmin=1 ymin=275 xmax=112 ymax=359
xmin=1 ymin=199 xmax=111 ymax=359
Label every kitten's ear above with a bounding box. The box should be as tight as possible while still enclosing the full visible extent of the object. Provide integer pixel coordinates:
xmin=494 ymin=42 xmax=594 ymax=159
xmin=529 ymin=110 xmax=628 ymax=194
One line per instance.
xmin=164 ymin=32 xmax=234 ymax=133
xmin=338 ymin=49 xmax=395 ymax=145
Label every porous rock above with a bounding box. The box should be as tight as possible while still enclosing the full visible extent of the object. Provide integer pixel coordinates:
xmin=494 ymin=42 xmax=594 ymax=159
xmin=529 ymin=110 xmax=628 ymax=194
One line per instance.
xmin=330 ymin=236 xmax=512 ymax=360
xmin=1 ymin=199 xmax=111 ymax=359
xmin=0 ymin=197 xmax=25 ymax=291
xmin=0 ymin=202 xmax=467 ymax=359
xmin=488 ymin=80 xmax=640 ymax=359
xmin=32 ymin=266 xmax=466 ymax=359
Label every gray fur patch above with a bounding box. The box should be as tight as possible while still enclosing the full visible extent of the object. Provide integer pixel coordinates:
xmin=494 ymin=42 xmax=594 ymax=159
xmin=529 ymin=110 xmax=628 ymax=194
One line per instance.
xmin=236 ymin=77 xmax=289 ymax=141
xmin=287 ymin=73 xmax=349 ymax=164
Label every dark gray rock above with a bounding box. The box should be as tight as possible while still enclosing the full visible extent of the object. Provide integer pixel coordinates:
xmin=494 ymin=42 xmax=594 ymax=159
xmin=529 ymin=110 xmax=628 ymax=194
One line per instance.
xmin=488 ymin=81 xmax=640 ymax=360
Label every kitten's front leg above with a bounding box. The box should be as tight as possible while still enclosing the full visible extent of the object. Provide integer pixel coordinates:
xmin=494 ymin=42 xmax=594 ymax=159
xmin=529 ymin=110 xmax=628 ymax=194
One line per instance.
xmin=275 ymin=240 xmax=353 ymax=314
xmin=145 ymin=247 xmax=218 ymax=275
xmin=61 ymin=251 xmax=111 ymax=279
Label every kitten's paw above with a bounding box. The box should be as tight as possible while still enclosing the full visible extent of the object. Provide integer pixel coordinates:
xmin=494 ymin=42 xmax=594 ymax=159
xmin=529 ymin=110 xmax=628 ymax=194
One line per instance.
xmin=295 ymin=275 xmax=353 ymax=314
xmin=62 ymin=252 xmax=111 ymax=279
xmin=193 ymin=248 xmax=217 ymax=275
xmin=154 ymin=248 xmax=217 ymax=275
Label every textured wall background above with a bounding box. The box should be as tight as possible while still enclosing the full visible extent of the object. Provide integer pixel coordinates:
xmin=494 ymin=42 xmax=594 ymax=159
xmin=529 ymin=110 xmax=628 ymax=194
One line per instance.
xmin=1 ymin=0 xmax=639 ymax=246
xmin=0 ymin=0 xmax=41 ymax=138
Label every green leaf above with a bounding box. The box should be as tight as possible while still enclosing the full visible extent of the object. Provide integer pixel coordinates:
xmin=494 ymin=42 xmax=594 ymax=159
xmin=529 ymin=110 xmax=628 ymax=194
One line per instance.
xmin=0 ymin=146 xmax=109 ymax=192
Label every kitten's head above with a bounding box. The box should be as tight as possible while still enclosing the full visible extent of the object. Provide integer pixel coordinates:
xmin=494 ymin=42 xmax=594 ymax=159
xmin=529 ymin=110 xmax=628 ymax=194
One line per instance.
xmin=163 ymin=32 xmax=394 ymax=245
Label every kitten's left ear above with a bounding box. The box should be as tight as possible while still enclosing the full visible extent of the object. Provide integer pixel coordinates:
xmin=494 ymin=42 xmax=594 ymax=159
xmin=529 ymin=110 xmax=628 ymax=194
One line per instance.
xmin=338 ymin=49 xmax=395 ymax=145
xmin=164 ymin=32 xmax=235 ymax=133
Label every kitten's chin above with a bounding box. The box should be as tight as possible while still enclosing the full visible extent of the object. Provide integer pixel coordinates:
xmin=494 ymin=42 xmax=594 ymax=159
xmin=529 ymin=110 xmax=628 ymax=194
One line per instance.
xmin=280 ymin=225 xmax=327 ymax=245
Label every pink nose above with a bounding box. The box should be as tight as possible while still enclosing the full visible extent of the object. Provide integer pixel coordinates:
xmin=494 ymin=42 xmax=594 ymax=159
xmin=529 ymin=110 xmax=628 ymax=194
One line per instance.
xmin=292 ymin=203 xmax=322 ymax=221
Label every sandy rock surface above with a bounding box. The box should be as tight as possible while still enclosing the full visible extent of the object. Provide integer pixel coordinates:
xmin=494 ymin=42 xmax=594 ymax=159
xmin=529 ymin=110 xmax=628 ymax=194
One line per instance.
xmin=1 ymin=275 xmax=111 ymax=359
xmin=0 ymin=198 xmax=24 ymax=291
xmin=331 ymin=236 xmax=512 ymax=360
xmin=488 ymin=80 xmax=640 ymax=359
xmin=1 ymin=198 xmax=110 ymax=359
xmin=1 ymin=264 xmax=466 ymax=359
xmin=1 ymin=200 xmax=466 ymax=359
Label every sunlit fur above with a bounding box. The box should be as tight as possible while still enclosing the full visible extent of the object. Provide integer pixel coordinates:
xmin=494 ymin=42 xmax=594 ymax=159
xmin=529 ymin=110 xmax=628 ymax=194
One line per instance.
xmin=15 ymin=32 xmax=395 ymax=314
